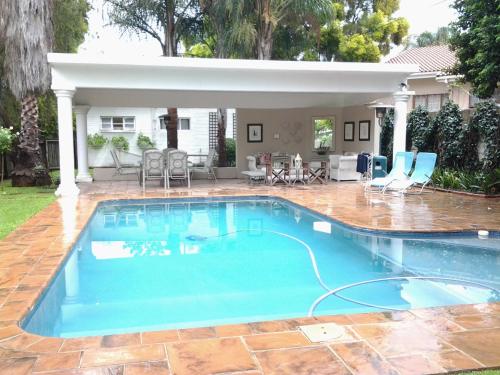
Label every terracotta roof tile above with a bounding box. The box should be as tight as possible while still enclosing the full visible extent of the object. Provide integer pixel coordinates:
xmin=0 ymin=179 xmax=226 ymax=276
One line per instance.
xmin=387 ymin=45 xmax=457 ymax=73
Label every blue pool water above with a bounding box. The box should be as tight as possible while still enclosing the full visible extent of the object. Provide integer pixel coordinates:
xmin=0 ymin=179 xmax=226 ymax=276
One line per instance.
xmin=23 ymin=197 xmax=500 ymax=338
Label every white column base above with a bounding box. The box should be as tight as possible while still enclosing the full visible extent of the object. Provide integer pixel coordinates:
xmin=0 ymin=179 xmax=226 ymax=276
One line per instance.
xmin=55 ymin=183 xmax=80 ymax=197
xmin=76 ymin=174 xmax=93 ymax=183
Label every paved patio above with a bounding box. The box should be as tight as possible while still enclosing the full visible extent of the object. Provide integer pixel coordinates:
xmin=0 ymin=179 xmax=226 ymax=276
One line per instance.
xmin=0 ymin=180 xmax=499 ymax=374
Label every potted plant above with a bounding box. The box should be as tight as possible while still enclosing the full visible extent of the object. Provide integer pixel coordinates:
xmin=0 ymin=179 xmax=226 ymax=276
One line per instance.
xmin=87 ymin=133 xmax=108 ymax=149
xmin=111 ymin=136 xmax=129 ymax=152
xmin=136 ymin=133 xmax=155 ymax=150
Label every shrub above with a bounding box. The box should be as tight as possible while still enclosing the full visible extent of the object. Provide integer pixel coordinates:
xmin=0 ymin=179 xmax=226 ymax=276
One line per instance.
xmin=225 ymin=138 xmax=236 ymax=167
xmin=0 ymin=127 xmax=14 ymax=186
xmin=407 ymin=106 xmax=435 ymax=152
xmin=469 ymin=100 xmax=499 ymax=172
xmin=434 ymin=101 xmax=464 ymax=169
xmin=87 ymin=133 xmax=108 ymax=149
xmin=431 ymin=167 xmax=500 ymax=195
xmin=136 ymin=133 xmax=155 ymax=150
xmin=111 ymin=136 xmax=129 ymax=152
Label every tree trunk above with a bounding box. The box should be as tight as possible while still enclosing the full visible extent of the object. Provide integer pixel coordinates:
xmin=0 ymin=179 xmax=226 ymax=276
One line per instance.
xmin=257 ymin=0 xmax=274 ymax=60
xmin=217 ymin=108 xmax=227 ymax=167
xmin=11 ymin=95 xmax=51 ymax=187
xmin=166 ymin=107 xmax=178 ymax=149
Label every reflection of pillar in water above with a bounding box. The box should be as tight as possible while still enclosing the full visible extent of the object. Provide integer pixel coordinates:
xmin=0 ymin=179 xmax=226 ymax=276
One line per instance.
xmin=64 ymin=250 xmax=80 ymax=297
xmin=379 ymin=238 xmax=404 ymax=272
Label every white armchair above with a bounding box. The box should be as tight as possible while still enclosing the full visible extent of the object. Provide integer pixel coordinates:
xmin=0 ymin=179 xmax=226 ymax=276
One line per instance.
xmin=329 ymin=154 xmax=361 ymax=181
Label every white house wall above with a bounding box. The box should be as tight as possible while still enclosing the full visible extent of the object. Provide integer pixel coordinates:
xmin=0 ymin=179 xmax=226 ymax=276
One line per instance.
xmin=87 ymin=107 xmax=235 ymax=167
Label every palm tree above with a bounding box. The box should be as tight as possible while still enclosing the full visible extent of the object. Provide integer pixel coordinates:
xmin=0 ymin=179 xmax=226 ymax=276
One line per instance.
xmin=0 ymin=0 xmax=53 ymax=186
xmin=254 ymin=0 xmax=332 ymax=60
xmin=106 ymin=0 xmax=200 ymax=149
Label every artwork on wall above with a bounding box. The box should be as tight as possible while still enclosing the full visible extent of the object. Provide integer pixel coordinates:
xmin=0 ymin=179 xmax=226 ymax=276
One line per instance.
xmin=344 ymin=122 xmax=354 ymax=141
xmin=359 ymin=120 xmax=371 ymax=141
xmin=280 ymin=121 xmax=304 ymax=145
xmin=247 ymin=124 xmax=263 ymax=143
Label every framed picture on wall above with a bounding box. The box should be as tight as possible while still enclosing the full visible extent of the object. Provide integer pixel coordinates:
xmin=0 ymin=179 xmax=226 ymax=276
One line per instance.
xmin=359 ymin=120 xmax=371 ymax=141
xmin=344 ymin=122 xmax=354 ymax=141
xmin=247 ymin=124 xmax=263 ymax=143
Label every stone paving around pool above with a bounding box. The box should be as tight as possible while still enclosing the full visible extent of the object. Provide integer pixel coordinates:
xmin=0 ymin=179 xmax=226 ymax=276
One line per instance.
xmin=0 ymin=180 xmax=499 ymax=374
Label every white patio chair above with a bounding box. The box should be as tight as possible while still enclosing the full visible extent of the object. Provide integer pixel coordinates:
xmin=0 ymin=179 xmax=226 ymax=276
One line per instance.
xmin=191 ymin=149 xmax=217 ymax=182
xmin=142 ymin=149 xmax=166 ymax=192
xmin=167 ymin=150 xmax=190 ymax=189
xmin=241 ymin=155 xmax=266 ymax=184
xmin=110 ymin=150 xmax=140 ymax=179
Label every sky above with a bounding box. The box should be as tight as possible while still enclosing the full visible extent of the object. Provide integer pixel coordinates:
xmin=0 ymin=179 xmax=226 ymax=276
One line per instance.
xmin=79 ymin=0 xmax=458 ymax=58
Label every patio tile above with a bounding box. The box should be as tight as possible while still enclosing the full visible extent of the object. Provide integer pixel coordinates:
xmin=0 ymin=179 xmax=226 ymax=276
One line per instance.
xmin=0 ymin=324 xmax=22 ymax=341
xmin=249 ymin=320 xmax=293 ymax=333
xmin=81 ymin=344 xmax=165 ymax=367
xmin=102 ymin=333 xmax=141 ymax=348
xmin=387 ymin=354 xmax=444 ymax=375
xmin=0 ymin=333 xmax=43 ymax=351
xmin=0 ymin=356 xmax=37 ymax=375
xmin=314 ymin=315 xmax=352 ymax=325
xmin=364 ymin=325 xmax=452 ymax=357
xmin=244 ymin=331 xmax=310 ymax=350
xmin=141 ymin=330 xmax=179 ymax=344
xmin=443 ymin=328 xmax=500 ymax=367
xmin=33 ymin=351 xmax=82 ymax=372
xmin=25 ymin=337 xmax=64 ymax=353
xmin=32 ymin=366 xmax=125 ymax=375
xmin=215 ymin=323 xmax=253 ymax=337
xmin=60 ymin=336 xmax=103 ymax=351
xmin=178 ymin=327 xmax=216 ymax=340
xmin=167 ymin=337 xmax=256 ymax=375
xmin=450 ymin=314 xmax=500 ymax=329
xmin=350 ymin=322 xmax=414 ymax=339
xmin=255 ymin=346 xmax=350 ymax=375
xmin=331 ymin=341 xmax=398 ymax=375
xmin=124 ymin=361 xmax=170 ymax=375
xmin=427 ymin=350 xmax=483 ymax=372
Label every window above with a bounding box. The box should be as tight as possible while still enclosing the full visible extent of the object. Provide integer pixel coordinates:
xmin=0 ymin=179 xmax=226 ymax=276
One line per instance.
xmin=312 ymin=117 xmax=335 ymax=151
xmin=178 ymin=118 xmax=190 ymax=130
xmin=413 ymin=94 xmax=448 ymax=112
xmin=101 ymin=116 xmax=135 ymax=131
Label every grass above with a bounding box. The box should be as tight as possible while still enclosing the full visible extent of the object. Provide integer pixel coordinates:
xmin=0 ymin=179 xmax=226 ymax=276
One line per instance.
xmin=458 ymin=371 xmax=500 ymax=375
xmin=0 ymin=180 xmax=56 ymax=240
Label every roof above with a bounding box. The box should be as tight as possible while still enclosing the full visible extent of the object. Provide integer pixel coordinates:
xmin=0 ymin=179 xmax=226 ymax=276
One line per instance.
xmin=48 ymin=53 xmax=418 ymax=108
xmin=387 ymin=45 xmax=457 ymax=73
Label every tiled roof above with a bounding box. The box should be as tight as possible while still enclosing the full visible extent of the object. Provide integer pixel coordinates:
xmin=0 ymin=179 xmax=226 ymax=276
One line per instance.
xmin=387 ymin=45 xmax=457 ymax=73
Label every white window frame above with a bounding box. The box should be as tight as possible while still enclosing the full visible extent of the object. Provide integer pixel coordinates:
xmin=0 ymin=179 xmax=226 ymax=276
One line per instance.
xmin=100 ymin=116 xmax=136 ymax=132
xmin=312 ymin=116 xmax=335 ymax=152
xmin=178 ymin=117 xmax=191 ymax=131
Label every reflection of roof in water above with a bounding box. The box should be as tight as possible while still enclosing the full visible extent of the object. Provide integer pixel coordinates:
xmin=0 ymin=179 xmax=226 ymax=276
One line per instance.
xmin=186 ymin=235 xmax=208 ymax=242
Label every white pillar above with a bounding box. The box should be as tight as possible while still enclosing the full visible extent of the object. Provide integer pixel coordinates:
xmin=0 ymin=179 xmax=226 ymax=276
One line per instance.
xmin=74 ymin=105 xmax=92 ymax=182
xmin=392 ymin=89 xmax=414 ymax=164
xmin=54 ymin=89 xmax=79 ymax=196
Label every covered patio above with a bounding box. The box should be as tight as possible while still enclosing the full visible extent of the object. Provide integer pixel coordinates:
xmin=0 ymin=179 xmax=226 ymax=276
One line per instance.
xmin=48 ymin=53 xmax=418 ymax=196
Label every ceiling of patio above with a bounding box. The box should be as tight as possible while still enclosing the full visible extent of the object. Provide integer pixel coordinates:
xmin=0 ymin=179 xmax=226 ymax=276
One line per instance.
xmin=48 ymin=53 xmax=419 ymax=109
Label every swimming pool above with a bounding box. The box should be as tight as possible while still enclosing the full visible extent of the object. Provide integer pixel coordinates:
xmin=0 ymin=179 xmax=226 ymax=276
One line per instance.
xmin=23 ymin=197 xmax=500 ymax=338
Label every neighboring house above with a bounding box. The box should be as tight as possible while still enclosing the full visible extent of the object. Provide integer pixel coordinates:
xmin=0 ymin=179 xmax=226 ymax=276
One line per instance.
xmin=387 ymin=45 xmax=477 ymax=112
xmin=87 ymin=108 xmax=236 ymax=167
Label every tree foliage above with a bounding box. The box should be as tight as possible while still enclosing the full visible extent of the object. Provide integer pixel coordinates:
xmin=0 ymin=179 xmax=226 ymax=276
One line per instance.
xmin=413 ymin=26 xmax=450 ymax=47
xmin=380 ymin=108 xmax=394 ymax=169
xmin=53 ymin=0 xmax=91 ymax=53
xmin=450 ymin=0 xmax=500 ymax=98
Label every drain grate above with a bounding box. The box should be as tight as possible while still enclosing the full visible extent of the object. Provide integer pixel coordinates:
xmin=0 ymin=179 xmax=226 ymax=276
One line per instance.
xmin=299 ymin=322 xmax=346 ymax=343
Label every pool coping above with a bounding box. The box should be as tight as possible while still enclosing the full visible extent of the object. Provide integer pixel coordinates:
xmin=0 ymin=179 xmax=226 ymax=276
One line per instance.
xmin=1 ymin=190 xmax=500 ymax=373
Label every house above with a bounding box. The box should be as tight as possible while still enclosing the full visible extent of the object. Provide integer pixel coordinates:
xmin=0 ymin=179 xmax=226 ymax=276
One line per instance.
xmin=386 ymin=45 xmax=475 ymax=112
xmin=48 ymin=53 xmax=419 ymax=195
xmin=86 ymin=107 xmax=236 ymax=168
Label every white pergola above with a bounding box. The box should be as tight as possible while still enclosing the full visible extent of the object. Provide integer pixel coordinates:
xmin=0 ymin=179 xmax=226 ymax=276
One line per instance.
xmin=48 ymin=53 xmax=418 ymax=196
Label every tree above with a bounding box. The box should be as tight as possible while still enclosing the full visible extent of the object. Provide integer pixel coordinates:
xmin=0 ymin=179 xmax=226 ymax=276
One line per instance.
xmin=407 ymin=106 xmax=435 ymax=152
xmin=380 ymin=108 xmax=394 ymax=170
xmin=434 ymin=101 xmax=464 ymax=169
xmin=450 ymin=0 xmax=500 ymax=98
xmin=414 ymin=26 xmax=450 ymax=47
xmin=106 ymin=0 xmax=201 ymax=148
xmin=0 ymin=0 xmax=53 ymax=186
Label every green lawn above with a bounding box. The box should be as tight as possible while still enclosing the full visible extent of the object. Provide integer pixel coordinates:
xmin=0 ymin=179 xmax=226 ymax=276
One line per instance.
xmin=0 ymin=180 xmax=56 ymax=240
xmin=459 ymin=371 xmax=500 ymax=375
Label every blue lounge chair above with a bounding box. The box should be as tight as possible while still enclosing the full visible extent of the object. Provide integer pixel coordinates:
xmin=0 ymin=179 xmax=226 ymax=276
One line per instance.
xmin=366 ymin=151 xmax=414 ymax=191
xmin=383 ymin=152 xmax=437 ymax=194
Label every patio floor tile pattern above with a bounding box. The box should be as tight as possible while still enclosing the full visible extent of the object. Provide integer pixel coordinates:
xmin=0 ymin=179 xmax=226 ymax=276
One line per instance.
xmin=0 ymin=180 xmax=499 ymax=374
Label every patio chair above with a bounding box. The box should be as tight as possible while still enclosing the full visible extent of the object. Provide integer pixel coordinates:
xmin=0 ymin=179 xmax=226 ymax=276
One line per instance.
xmin=191 ymin=149 xmax=217 ymax=182
xmin=142 ymin=149 xmax=166 ymax=192
xmin=383 ymin=152 xmax=437 ymax=194
xmin=110 ymin=150 xmax=139 ymax=178
xmin=241 ymin=155 xmax=266 ymax=184
xmin=162 ymin=148 xmax=176 ymax=168
xmin=167 ymin=150 xmax=190 ymax=189
xmin=266 ymin=153 xmax=291 ymax=185
xmin=366 ymin=151 xmax=414 ymax=191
